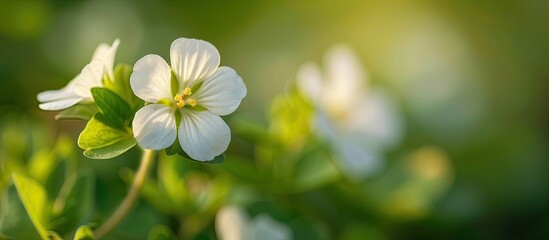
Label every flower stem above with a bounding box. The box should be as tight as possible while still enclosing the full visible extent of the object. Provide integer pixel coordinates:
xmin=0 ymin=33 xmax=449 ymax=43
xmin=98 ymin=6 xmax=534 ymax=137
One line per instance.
xmin=94 ymin=149 xmax=155 ymax=239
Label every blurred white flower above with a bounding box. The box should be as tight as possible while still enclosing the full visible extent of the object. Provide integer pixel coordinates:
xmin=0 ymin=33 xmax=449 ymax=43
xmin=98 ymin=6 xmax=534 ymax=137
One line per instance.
xmin=37 ymin=39 xmax=120 ymax=110
xmin=216 ymin=205 xmax=292 ymax=240
xmin=296 ymin=44 xmax=402 ymax=181
xmin=130 ymin=38 xmax=246 ymax=161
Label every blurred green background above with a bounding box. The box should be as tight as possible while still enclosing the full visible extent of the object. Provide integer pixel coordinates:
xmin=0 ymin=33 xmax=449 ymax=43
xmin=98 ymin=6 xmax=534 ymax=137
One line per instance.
xmin=1 ymin=0 xmax=548 ymax=239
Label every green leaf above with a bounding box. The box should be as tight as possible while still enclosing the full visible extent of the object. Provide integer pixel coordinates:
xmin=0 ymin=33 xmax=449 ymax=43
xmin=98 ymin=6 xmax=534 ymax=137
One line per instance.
xmin=146 ymin=225 xmax=176 ymax=240
xmin=178 ymin=151 xmax=225 ymax=164
xmin=73 ymin=225 xmax=95 ymax=240
xmin=0 ymin=185 xmax=44 ymax=239
xmin=48 ymin=231 xmax=64 ymax=240
xmin=104 ymin=64 xmax=142 ymax=110
xmin=11 ymin=173 xmax=50 ymax=240
xmin=55 ymin=104 xmax=97 ymax=121
xmin=83 ymin=138 xmax=136 ymax=159
xmin=78 ymin=114 xmax=136 ymax=159
xmin=91 ymin=87 xmax=132 ymax=130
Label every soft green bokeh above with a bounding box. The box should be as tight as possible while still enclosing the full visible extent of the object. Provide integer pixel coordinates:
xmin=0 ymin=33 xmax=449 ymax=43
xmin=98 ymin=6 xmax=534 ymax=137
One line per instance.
xmin=1 ymin=0 xmax=547 ymax=239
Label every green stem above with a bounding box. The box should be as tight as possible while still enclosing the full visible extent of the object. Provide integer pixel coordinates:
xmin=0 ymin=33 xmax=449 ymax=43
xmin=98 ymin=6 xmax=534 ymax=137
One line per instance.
xmin=94 ymin=149 xmax=155 ymax=239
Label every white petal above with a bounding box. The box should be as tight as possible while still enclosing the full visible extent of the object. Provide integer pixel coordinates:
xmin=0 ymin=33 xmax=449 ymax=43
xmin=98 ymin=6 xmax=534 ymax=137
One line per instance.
xmin=324 ymin=44 xmax=366 ymax=111
xmin=132 ymin=104 xmax=177 ymax=150
xmin=37 ymin=77 xmax=79 ymax=102
xmin=91 ymin=43 xmax=110 ymax=62
xmin=38 ymin=97 xmax=83 ymax=111
xmin=178 ymin=110 xmax=230 ymax=161
xmin=170 ymin=38 xmax=220 ymax=89
xmin=130 ymin=54 xmax=173 ymax=103
xmin=73 ymin=60 xmax=105 ymax=98
xmin=345 ymin=90 xmax=403 ymax=148
xmin=92 ymin=39 xmax=120 ymax=79
xmin=193 ymin=67 xmax=246 ymax=116
xmin=296 ymin=62 xmax=324 ymax=103
xmin=216 ymin=206 xmax=248 ymax=240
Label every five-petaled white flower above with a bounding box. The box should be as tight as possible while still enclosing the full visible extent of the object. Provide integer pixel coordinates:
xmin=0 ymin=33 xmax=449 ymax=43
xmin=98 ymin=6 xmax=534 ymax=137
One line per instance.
xmin=296 ymin=44 xmax=403 ymax=181
xmin=37 ymin=39 xmax=120 ymax=110
xmin=130 ymin=38 xmax=247 ymax=161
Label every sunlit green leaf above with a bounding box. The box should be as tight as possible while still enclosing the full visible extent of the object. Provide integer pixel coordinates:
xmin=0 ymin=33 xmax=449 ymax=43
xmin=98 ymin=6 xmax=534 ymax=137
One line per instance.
xmin=91 ymin=87 xmax=132 ymax=130
xmin=73 ymin=225 xmax=95 ymax=240
xmin=11 ymin=173 xmax=50 ymax=240
xmin=0 ymin=185 xmax=44 ymax=240
xmin=78 ymin=114 xmax=136 ymax=159
xmin=55 ymin=104 xmax=97 ymax=121
xmin=146 ymin=225 xmax=176 ymax=240
xmin=82 ymin=138 xmax=136 ymax=159
xmin=48 ymin=231 xmax=64 ymax=240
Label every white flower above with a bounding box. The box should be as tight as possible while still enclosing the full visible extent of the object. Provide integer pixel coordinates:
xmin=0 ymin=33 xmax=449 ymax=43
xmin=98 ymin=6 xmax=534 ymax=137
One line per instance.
xmin=130 ymin=38 xmax=246 ymax=161
xmin=216 ymin=205 xmax=292 ymax=240
xmin=37 ymin=39 xmax=120 ymax=110
xmin=296 ymin=44 xmax=403 ymax=180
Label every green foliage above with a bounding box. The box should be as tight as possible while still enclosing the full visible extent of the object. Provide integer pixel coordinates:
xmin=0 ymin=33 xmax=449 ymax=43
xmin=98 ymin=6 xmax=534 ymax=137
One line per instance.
xmin=50 ymin=170 xmax=95 ymax=234
xmin=0 ymin=184 xmax=46 ymax=240
xmin=104 ymin=64 xmax=142 ymax=110
xmin=11 ymin=173 xmax=50 ymax=240
xmin=91 ymin=87 xmax=132 ymax=130
xmin=78 ymin=114 xmax=136 ymax=159
xmin=73 ymin=225 xmax=95 ymax=240
xmin=146 ymin=225 xmax=176 ymax=240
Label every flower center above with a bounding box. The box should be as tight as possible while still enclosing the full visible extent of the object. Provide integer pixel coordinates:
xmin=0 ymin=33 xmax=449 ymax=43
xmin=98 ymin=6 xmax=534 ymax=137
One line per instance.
xmin=174 ymin=87 xmax=197 ymax=108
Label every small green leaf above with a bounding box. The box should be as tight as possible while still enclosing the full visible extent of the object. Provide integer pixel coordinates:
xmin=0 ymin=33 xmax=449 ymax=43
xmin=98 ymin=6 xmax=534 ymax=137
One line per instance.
xmin=91 ymin=87 xmax=132 ymax=129
xmin=178 ymin=151 xmax=225 ymax=164
xmin=78 ymin=114 xmax=136 ymax=159
xmin=73 ymin=225 xmax=95 ymax=240
xmin=55 ymin=104 xmax=97 ymax=121
xmin=146 ymin=225 xmax=176 ymax=240
xmin=83 ymin=138 xmax=136 ymax=159
xmin=11 ymin=173 xmax=50 ymax=240
xmin=0 ymin=185 xmax=44 ymax=239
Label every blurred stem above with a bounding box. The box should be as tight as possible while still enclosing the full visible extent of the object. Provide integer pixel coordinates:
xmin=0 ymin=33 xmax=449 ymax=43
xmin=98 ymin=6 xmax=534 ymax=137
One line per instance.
xmin=94 ymin=149 xmax=156 ymax=239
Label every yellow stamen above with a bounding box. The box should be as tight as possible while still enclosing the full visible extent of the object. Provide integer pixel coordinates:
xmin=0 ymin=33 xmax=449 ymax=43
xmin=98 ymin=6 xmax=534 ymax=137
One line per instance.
xmin=174 ymin=89 xmax=197 ymax=108
xmin=174 ymin=93 xmax=183 ymax=102
xmin=187 ymin=99 xmax=197 ymax=107
xmin=176 ymin=100 xmax=185 ymax=108
xmin=183 ymin=87 xmax=192 ymax=96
